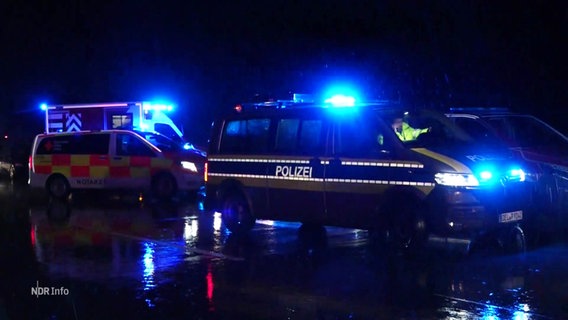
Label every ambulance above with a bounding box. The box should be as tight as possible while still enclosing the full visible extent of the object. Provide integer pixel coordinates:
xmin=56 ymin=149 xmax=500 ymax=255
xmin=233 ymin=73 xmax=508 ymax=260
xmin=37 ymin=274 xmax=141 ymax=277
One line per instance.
xmin=205 ymin=94 xmax=531 ymax=253
xmin=29 ymin=130 xmax=205 ymax=199
xmin=41 ymin=101 xmax=186 ymax=144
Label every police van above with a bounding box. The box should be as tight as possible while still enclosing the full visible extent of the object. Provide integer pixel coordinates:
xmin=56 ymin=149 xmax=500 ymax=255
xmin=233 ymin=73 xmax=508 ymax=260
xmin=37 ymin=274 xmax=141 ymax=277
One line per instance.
xmin=446 ymin=107 xmax=568 ymax=242
xmin=29 ymin=130 xmax=205 ymax=199
xmin=205 ymin=95 xmax=530 ymax=251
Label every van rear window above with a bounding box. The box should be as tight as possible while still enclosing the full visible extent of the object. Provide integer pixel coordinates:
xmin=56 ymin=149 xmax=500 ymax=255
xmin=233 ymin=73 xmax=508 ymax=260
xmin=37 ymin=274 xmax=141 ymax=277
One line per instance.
xmin=37 ymin=134 xmax=110 ymax=155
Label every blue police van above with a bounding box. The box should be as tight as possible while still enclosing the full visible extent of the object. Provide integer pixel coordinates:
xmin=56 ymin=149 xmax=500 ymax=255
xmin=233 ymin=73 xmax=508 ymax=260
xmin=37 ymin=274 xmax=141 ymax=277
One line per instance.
xmin=205 ymin=95 xmax=530 ymax=252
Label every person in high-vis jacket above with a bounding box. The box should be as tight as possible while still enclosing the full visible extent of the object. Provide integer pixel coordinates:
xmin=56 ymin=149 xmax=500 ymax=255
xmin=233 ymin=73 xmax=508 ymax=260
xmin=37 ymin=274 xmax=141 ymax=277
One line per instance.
xmin=391 ymin=117 xmax=431 ymax=142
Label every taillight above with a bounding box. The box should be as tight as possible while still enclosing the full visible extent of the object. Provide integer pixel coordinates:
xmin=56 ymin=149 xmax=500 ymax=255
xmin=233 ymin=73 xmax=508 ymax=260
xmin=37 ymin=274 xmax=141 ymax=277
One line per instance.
xmin=28 ymin=155 xmax=32 ymax=171
xmin=204 ymin=162 xmax=208 ymax=182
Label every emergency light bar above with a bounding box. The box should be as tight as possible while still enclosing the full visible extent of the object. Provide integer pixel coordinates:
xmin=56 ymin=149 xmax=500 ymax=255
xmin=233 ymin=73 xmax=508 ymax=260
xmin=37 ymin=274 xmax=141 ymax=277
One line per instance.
xmin=142 ymin=102 xmax=174 ymax=112
xmin=324 ymin=94 xmax=356 ymax=107
xmin=235 ymin=93 xmax=318 ymax=112
xmin=234 ymin=95 xmax=400 ymax=113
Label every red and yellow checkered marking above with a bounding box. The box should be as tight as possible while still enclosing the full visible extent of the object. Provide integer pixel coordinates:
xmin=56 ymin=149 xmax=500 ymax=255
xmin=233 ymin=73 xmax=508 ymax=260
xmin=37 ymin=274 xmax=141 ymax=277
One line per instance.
xmin=33 ymin=154 xmax=173 ymax=179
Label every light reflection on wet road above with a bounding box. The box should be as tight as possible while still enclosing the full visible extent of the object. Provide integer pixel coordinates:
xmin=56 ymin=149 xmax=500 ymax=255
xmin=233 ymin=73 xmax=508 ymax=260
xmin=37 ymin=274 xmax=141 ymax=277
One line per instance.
xmin=1 ymin=188 xmax=568 ymax=319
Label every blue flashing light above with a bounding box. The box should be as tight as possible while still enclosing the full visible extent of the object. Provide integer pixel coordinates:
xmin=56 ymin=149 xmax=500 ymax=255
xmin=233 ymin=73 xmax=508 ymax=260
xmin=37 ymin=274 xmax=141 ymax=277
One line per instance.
xmin=324 ymin=94 xmax=356 ymax=107
xmin=475 ymin=166 xmax=497 ymax=185
xmin=479 ymin=170 xmax=493 ymax=180
xmin=143 ymin=102 xmax=174 ymax=112
xmin=183 ymin=142 xmax=192 ymax=150
xmin=40 ymin=103 xmax=47 ymax=111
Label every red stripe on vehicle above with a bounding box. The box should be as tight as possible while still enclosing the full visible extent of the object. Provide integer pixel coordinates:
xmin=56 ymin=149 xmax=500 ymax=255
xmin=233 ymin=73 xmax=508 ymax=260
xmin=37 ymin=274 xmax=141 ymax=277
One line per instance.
xmin=110 ymin=166 xmax=130 ymax=177
xmin=52 ymin=154 xmax=71 ymax=165
xmin=71 ymin=166 xmax=90 ymax=177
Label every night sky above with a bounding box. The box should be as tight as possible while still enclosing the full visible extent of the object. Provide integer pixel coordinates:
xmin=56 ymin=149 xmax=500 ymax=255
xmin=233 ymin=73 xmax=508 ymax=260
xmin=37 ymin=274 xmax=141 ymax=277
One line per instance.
xmin=1 ymin=1 xmax=567 ymax=145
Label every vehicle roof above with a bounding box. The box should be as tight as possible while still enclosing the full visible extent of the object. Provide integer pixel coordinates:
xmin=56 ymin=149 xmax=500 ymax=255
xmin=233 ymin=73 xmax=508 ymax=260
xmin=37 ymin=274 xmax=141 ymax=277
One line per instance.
xmin=447 ymin=107 xmax=519 ymax=117
xmin=224 ymin=101 xmax=409 ymax=119
xmin=45 ymin=102 xmax=143 ymax=109
xmin=36 ymin=129 xmax=140 ymax=138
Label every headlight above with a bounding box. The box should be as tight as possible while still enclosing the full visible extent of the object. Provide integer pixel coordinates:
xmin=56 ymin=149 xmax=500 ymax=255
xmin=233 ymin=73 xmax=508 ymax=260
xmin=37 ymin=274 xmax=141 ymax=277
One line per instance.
xmin=180 ymin=161 xmax=198 ymax=173
xmin=435 ymin=172 xmax=480 ymax=187
xmin=508 ymin=168 xmax=526 ymax=182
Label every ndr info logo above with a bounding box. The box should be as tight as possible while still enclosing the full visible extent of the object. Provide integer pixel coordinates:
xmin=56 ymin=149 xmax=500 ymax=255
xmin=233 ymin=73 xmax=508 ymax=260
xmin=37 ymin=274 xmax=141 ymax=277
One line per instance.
xmin=31 ymin=281 xmax=69 ymax=298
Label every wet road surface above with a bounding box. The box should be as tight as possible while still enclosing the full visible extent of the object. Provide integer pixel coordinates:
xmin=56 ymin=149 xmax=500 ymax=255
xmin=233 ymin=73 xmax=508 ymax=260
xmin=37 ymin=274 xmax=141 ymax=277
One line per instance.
xmin=1 ymin=183 xmax=568 ymax=319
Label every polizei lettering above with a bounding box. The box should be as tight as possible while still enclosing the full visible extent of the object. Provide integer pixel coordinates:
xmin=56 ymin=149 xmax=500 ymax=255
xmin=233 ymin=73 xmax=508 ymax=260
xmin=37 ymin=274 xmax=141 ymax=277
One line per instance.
xmin=75 ymin=178 xmax=103 ymax=185
xmin=275 ymin=165 xmax=313 ymax=178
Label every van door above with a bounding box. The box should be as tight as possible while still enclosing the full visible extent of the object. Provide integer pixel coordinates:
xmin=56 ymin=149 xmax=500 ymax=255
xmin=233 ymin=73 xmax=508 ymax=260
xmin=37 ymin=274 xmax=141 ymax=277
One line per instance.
xmin=109 ymin=132 xmax=159 ymax=189
xmin=267 ymin=117 xmax=328 ymax=224
xmin=324 ymin=114 xmax=396 ymax=228
xmin=210 ymin=118 xmax=271 ymax=217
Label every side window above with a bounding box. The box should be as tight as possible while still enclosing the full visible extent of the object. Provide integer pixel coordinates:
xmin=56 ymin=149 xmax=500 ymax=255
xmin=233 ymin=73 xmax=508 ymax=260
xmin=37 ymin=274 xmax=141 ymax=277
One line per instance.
xmin=454 ymin=118 xmax=493 ymax=140
xmin=335 ymin=116 xmax=392 ymax=157
xmin=37 ymin=134 xmax=109 ymax=155
xmin=298 ymin=119 xmax=324 ymax=154
xmin=116 ymin=134 xmax=156 ymax=157
xmin=75 ymin=134 xmax=110 ymax=154
xmin=220 ymin=118 xmax=270 ymax=154
xmin=274 ymin=119 xmax=300 ymax=153
xmin=273 ymin=118 xmax=325 ymax=155
xmin=106 ymin=112 xmax=133 ymax=130
xmin=506 ymin=116 xmax=567 ymax=150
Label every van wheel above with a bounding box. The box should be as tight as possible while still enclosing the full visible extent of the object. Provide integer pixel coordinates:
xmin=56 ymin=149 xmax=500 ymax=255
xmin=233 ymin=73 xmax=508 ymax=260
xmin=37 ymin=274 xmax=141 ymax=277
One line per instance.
xmin=46 ymin=174 xmax=71 ymax=199
xmin=501 ymin=225 xmax=526 ymax=255
xmin=221 ymin=192 xmax=255 ymax=234
xmin=378 ymin=198 xmax=426 ymax=254
xmin=151 ymin=173 xmax=178 ymax=200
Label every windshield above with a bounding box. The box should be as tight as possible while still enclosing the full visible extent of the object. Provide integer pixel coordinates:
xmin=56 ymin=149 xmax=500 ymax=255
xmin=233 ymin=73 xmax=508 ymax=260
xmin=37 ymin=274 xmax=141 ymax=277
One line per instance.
xmin=390 ymin=109 xmax=503 ymax=151
xmin=486 ymin=115 xmax=568 ymax=155
xmin=138 ymin=132 xmax=181 ymax=152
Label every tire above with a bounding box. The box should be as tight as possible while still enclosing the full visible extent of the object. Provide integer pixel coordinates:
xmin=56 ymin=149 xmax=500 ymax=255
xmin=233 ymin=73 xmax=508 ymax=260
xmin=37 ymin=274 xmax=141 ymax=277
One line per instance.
xmin=152 ymin=173 xmax=178 ymax=200
xmin=501 ymin=225 xmax=527 ymax=255
xmin=221 ymin=192 xmax=255 ymax=234
xmin=46 ymin=174 xmax=71 ymax=199
xmin=378 ymin=197 xmax=426 ymax=254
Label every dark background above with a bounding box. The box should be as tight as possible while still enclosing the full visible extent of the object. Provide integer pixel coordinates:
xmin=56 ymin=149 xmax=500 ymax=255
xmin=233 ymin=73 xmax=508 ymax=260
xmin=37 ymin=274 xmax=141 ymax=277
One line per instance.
xmin=0 ymin=0 xmax=567 ymax=147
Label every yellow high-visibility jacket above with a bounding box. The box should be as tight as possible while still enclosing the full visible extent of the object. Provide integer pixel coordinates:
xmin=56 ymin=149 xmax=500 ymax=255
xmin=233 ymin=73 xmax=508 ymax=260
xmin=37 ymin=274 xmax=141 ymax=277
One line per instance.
xmin=395 ymin=122 xmax=429 ymax=141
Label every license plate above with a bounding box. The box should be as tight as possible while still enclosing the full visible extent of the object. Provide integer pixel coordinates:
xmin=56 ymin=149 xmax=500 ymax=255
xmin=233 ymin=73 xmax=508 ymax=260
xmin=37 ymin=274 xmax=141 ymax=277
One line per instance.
xmin=499 ymin=210 xmax=523 ymax=223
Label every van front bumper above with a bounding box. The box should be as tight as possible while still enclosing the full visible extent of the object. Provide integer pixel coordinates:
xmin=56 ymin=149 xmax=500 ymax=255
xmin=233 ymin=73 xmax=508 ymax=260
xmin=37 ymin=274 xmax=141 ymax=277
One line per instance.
xmin=175 ymin=172 xmax=204 ymax=192
xmin=425 ymin=184 xmax=530 ymax=245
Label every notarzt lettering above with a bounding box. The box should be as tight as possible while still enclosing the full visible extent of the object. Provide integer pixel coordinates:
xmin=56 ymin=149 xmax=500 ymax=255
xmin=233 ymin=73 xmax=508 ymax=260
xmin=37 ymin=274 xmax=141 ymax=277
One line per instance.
xmin=75 ymin=178 xmax=103 ymax=185
xmin=275 ymin=165 xmax=313 ymax=178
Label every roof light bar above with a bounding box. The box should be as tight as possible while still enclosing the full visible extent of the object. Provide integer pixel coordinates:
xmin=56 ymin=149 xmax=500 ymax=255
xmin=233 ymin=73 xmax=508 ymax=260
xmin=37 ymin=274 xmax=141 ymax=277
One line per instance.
xmin=143 ymin=102 xmax=174 ymax=112
xmin=324 ymin=94 xmax=356 ymax=107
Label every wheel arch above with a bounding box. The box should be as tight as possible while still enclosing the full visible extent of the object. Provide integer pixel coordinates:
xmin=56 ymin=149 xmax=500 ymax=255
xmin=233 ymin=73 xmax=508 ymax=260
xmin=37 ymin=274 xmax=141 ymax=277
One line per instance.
xmin=151 ymin=170 xmax=179 ymax=198
xmin=216 ymin=179 xmax=254 ymax=216
xmin=373 ymin=185 xmax=428 ymax=229
xmin=45 ymin=173 xmax=71 ymax=199
xmin=379 ymin=185 xmax=428 ymax=211
xmin=45 ymin=173 xmax=70 ymax=189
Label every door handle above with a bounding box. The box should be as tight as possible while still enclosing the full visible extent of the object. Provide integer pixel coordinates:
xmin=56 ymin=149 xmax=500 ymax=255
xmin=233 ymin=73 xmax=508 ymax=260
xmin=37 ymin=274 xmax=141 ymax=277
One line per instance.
xmin=99 ymin=156 xmax=108 ymax=160
xmin=113 ymin=156 xmax=123 ymax=160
